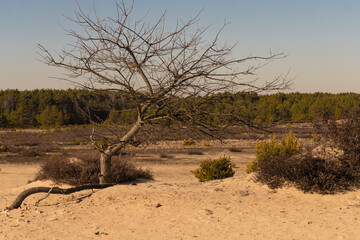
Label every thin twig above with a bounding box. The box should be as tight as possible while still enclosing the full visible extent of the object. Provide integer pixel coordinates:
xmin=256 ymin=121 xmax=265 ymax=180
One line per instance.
xmin=35 ymin=186 xmax=55 ymax=207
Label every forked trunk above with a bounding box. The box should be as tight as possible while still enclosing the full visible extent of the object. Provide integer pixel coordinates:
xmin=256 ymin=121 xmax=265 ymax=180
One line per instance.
xmin=98 ymin=120 xmax=143 ymax=184
xmin=99 ymin=153 xmax=112 ymax=184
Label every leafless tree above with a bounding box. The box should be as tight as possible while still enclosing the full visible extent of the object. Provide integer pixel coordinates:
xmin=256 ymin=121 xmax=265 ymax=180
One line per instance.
xmin=39 ymin=0 xmax=290 ymax=184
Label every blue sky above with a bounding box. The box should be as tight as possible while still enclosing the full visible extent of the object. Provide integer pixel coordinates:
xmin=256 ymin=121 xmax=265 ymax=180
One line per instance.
xmin=1 ymin=0 xmax=359 ymax=93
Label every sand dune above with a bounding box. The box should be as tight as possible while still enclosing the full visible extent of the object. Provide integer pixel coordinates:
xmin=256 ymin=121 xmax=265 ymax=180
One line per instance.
xmin=1 ymin=150 xmax=360 ymax=239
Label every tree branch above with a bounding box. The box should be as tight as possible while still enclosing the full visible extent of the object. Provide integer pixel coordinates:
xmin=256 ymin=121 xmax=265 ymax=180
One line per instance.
xmin=7 ymin=184 xmax=115 ymax=210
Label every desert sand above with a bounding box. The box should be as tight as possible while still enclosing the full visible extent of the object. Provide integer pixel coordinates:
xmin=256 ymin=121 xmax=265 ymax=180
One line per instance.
xmin=1 ymin=141 xmax=360 ymax=240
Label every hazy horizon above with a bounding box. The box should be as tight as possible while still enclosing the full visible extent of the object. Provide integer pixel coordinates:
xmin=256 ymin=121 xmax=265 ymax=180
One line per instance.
xmin=1 ymin=0 xmax=360 ymax=93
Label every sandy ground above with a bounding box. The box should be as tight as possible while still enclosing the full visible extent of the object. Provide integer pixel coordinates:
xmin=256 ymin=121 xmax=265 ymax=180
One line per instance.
xmin=1 ymin=145 xmax=360 ymax=240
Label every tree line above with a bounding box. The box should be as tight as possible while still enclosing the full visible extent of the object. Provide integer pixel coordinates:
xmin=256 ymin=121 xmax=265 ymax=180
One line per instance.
xmin=0 ymin=89 xmax=359 ymax=128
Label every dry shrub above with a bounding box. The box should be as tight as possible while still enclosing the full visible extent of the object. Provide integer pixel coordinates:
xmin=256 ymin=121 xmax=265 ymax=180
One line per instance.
xmin=35 ymin=144 xmax=60 ymax=153
xmin=187 ymin=150 xmax=204 ymax=155
xmin=14 ymin=142 xmax=39 ymax=147
xmin=256 ymin=153 xmax=360 ymax=194
xmin=11 ymin=144 xmax=59 ymax=157
xmin=19 ymin=149 xmax=42 ymax=157
xmin=291 ymin=156 xmax=360 ymax=193
xmin=229 ymin=147 xmax=242 ymax=152
xmin=246 ymin=160 xmax=258 ymax=174
xmin=159 ymin=153 xmax=173 ymax=159
xmin=35 ymin=154 xmax=152 ymax=185
xmin=111 ymin=157 xmax=153 ymax=183
xmin=256 ymin=108 xmax=360 ymax=194
xmin=323 ymin=108 xmax=360 ymax=160
xmin=183 ymin=138 xmax=196 ymax=146
xmin=6 ymin=145 xmax=22 ymax=154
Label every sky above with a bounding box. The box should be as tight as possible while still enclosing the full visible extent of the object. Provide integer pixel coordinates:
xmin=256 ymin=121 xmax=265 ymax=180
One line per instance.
xmin=0 ymin=0 xmax=359 ymax=93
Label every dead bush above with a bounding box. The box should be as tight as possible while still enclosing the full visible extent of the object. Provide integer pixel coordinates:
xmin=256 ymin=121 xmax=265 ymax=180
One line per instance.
xmin=256 ymin=153 xmax=360 ymax=194
xmin=159 ymin=153 xmax=173 ymax=159
xmin=323 ymin=108 xmax=360 ymax=161
xmin=35 ymin=144 xmax=60 ymax=153
xmin=256 ymin=109 xmax=360 ymax=194
xmin=292 ymin=156 xmax=360 ymax=193
xmin=19 ymin=149 xmax=42 ymax=157
xmin=35 ymin=154 xmax=152 ymax=185
xmin=229 ymin=147 xmax=242 ymax=153
xmin=187 ymin=150 xmax=204 ymax=155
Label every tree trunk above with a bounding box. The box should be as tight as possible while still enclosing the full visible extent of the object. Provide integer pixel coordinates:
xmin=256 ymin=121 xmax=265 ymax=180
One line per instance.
xmin=99 ymin=153 xmax=112 ymax=184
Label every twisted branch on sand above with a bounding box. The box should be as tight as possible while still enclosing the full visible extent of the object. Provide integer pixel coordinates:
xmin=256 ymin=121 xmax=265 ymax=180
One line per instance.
xmin=7 ymin=184 xmax=115 ymax=210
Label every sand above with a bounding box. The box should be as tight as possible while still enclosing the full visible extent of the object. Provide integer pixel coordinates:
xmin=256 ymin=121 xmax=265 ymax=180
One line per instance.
xmin=1 ymin=148 xmax=360 ymax=240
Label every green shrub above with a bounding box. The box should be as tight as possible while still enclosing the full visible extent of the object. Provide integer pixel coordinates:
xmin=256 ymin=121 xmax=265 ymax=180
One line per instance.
xmin=0 ymin=144 xmax=9 ymax=152
xmin=247 ymin=131 xmax=302 ymax=173
xmin=193 ymin=156 xmax=235 ymax=182
xmin=256 ymin=131 xmax=302 ymax=160
xmin=183 ymin=138 xmax=196 ymax=146
xmin=246 ymin=160 xmax=257 ymax=174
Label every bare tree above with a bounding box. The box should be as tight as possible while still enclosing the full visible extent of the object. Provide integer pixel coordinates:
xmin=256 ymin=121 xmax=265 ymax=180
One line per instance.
xmin=39 ymin=0 xmax=290 ymax=184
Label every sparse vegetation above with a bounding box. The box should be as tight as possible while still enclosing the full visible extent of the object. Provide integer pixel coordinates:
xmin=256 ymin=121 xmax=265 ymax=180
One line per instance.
xmin=5 ymin=107 xmax=360 ymax=195
xmin=19 ymin=149 xmax=41 ymax=157
xmin=159 ymin=153 xmax=169 ymax=158
xmin=0 ymin=144 xmax=9 ymax=152
xmin=193 ymin=156 xmax=235 ymax=182
xmin=183 ymin=138 xmax=196 ymax=146
xmin=312 ymin=133 xmax=322 ymax=142
xmin=229 ymin=147 xmax=242 ymax=153
xmin=73 ymin=140 xmax=86 ymax=145
xmin=187 ymin=150 xmax=204 ymax=155
xmin=96 ymin=139 xmax=110 ymax=151
xmin=203 ymin=141 xmax=211 ymax=147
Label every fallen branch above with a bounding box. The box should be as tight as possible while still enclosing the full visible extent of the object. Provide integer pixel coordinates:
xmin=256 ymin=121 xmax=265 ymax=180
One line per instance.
xmin=7 ymin=184 xmax=115 ymax=210
xmin=35 ymin=186 xmax=55 ymax=207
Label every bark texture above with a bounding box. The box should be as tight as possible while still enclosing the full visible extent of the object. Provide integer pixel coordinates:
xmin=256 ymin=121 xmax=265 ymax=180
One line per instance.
xmin=99 ymin=153 xmax=112 ymax=184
